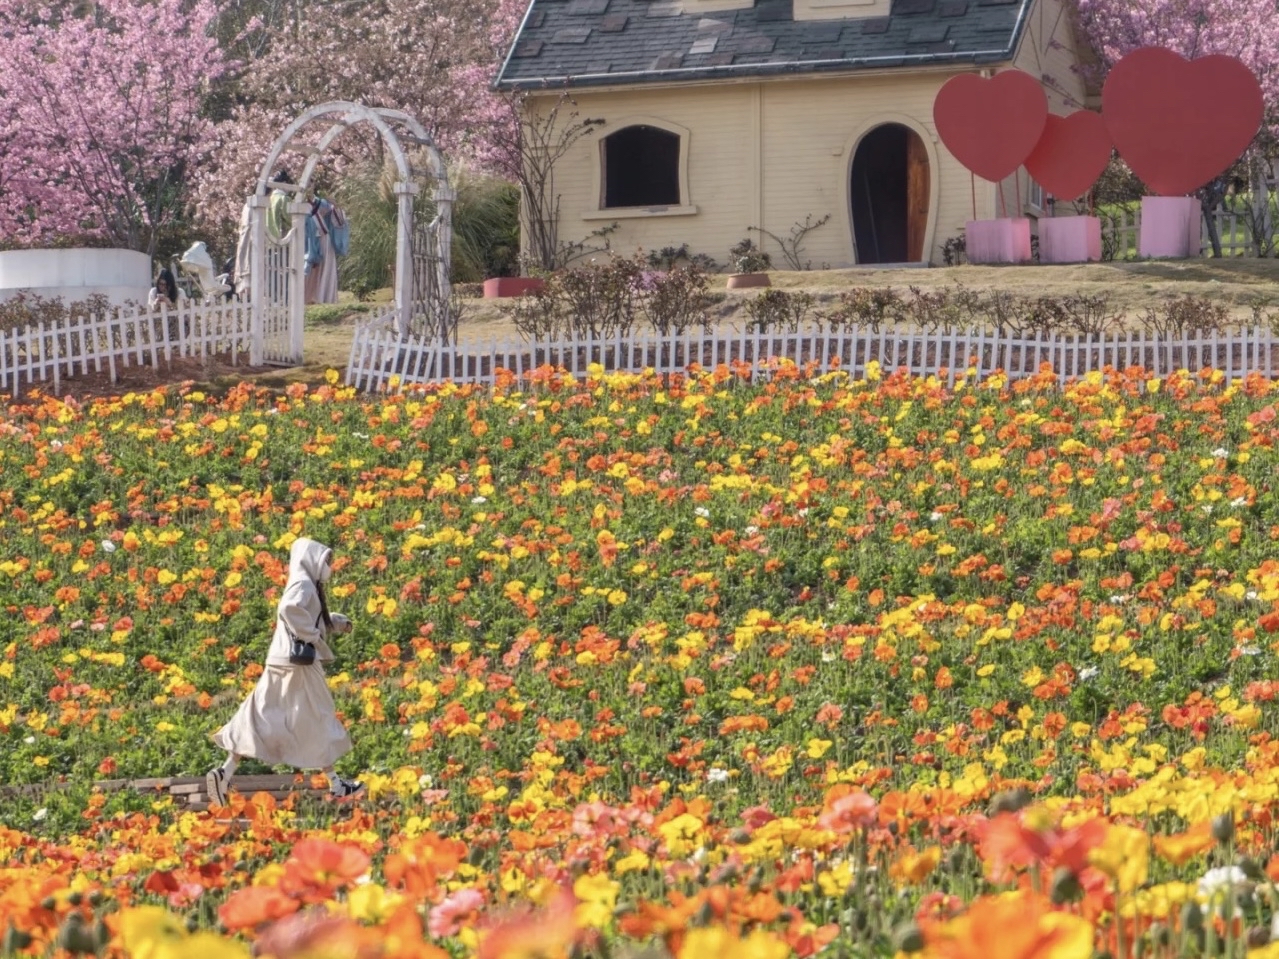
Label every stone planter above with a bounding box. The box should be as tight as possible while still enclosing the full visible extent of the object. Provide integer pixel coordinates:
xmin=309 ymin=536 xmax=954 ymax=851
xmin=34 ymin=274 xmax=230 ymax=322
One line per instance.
xmin=483 ymin=277 xmax=547 ymax=299
xmin=726 ymin=272 xmax=771 ymax=290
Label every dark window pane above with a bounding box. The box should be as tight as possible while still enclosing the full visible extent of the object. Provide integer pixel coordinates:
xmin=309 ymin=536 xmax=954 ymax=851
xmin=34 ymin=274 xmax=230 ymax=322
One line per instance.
xmin=604 ymin=126 xmax=681 ymax=208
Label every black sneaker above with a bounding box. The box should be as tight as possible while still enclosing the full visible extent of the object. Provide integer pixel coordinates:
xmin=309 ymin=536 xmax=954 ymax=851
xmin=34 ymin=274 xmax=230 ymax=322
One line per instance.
xmin=330 ymin=777 xmax=365 ymax=799
xmin=205 ymin=767 xmax=230 ymax=807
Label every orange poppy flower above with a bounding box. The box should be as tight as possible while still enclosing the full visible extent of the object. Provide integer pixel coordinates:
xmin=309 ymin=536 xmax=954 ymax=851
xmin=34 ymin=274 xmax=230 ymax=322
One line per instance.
xmin=1152 ymin=821 xmax=1215 ymax=866
xmin=382 ymin=833 xmax=467 ymax=898
xmin=818 ymin=785 xmax=877 ymax=834
xmin=254 ymin=911 xmax=375 ymax=959
xmin=280 ymin=839 xmax=371 ymax=898
xmin=218 ymin=885 xmax=300 ymax=933
xmin=926 ymin=892 xmax=1093 ymax=959
xmin=979 ymin=812 xmax=1106 ymax=881
xmin=477 ymin=885 xmax=578 ymax=959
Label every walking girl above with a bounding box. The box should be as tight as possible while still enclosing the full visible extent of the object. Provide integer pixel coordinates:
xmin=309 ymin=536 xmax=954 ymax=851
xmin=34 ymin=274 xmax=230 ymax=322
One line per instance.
xmin=206 ymin=536 xmax=364 ymax=805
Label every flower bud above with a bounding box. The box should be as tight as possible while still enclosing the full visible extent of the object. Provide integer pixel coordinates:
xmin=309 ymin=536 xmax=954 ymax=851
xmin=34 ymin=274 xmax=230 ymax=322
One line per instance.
xmin=892 ymin=921 xmax=926 ymax=954
xmin=3 ymin=925 xmax=33 ymax=953
xmin=1239 ymin=856 xmax=1265 ymax=881
xmin=91 ymin=917 xmax=110 ymax=952
xmin=692 ymin=900 xmax=715 ymax=927
xmin=1212 ymin=813 xmax=1236 ymax=843
xmin=1148 ymin=922 xmax=1169 ymax=947
xmin=55 ymin=914 xmax=96 ymax=956
xmin=1181 ymin=901 xmax=1205 ymax=933
xmin=1049 ymin=866 xmax=1083 ymax=905
xmin=988 ymin=787 xmax=1032 ymax=817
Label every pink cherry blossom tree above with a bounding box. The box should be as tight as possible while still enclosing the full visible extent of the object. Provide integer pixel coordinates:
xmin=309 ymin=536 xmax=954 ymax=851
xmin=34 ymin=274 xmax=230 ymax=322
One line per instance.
xmin=193 ymin=0 xmax=529 ymax=230
xmin=1074 ymin=0 xmax=1279 ymax=122
xmin=1073 ymin=0 xmax=1279 ymax=254
xmin=0 ymin=0 xmax=226 ymax=253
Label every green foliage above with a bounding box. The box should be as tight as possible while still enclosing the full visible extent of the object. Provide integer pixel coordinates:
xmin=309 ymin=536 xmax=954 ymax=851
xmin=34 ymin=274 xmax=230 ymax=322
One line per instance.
xmin=305 ymin=302 xmax=376 ymax=328
xmin=335 ymin=162 xmax=520 ymax=300
xmin=728 ymin=238 xmax=771 ymax=274
xmin=446 ymin=165 xmax=520 ymax=282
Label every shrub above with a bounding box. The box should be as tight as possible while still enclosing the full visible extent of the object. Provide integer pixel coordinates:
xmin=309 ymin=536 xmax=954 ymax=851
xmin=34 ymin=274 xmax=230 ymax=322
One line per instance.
xmin=1140 ymin=295 xmax=1232 ymax=338
xmin=503 ymin=284 xmax=565 ymax=342
xmin=729 ymin=239 xmax=771 ymax=274
xmin=743 ymin=288 xmax=815 ymax=334
xmin=940 ymin=234 xmax=966 ymax=266
xmin=817 ymin=287 xmax=906 ymax=333
xmin=1056 ymin=294 xmax=1124 ymax=337
xmin=646 ymin=244 xmax=718 ymax=273
xmin=0 ymin=292 xmax=116 ymax=334
xmin=503 ymin=252 xmax=710 ymax=340
xmin=639 ymin=262 xmax=714 ymax=337
xmin=501 ymin=253 xmax=665 ymax=342
xmin=555 ymin=256 xmax=643 ymax=339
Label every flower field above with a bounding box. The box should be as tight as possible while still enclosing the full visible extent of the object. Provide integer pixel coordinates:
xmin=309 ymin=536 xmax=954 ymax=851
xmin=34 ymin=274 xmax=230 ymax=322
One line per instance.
xmin=6 ymin=361 xmax=1279 ymax=958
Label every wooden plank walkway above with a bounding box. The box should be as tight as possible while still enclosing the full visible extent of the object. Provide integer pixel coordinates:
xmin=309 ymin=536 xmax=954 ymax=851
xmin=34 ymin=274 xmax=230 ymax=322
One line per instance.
xmin=2 ymin=774 xmax=332 ymax=813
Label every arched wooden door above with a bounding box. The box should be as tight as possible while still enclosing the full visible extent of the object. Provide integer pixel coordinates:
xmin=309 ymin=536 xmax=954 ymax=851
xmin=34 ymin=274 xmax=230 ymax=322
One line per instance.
xmin=850 ymin=123 xmax=931 ymax=264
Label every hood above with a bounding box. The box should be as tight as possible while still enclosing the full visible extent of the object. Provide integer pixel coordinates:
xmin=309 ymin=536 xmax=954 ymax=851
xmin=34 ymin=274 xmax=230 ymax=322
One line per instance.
xmin=289 ymin=537 xmax=333 ymax=583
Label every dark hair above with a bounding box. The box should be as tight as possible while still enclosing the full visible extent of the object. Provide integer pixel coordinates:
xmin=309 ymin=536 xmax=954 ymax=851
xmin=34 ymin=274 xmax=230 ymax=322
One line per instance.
xmin=155 ymin=268 xmax=178 ymax=304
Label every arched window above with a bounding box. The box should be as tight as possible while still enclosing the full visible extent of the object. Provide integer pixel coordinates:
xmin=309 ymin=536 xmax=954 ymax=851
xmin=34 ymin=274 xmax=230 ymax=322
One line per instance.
xmin=602 ymin=125 xmax=682 ymax=209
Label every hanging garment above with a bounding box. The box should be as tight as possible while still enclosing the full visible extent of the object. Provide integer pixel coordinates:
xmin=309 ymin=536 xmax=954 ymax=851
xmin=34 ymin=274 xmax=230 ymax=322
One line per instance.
xmin=304 ymin=199 xmax=347 ymax=305
xmin=267 ymin=189 xmax=291 ymax=242
xmin=233 ymin=199 xmax=253 ymax=299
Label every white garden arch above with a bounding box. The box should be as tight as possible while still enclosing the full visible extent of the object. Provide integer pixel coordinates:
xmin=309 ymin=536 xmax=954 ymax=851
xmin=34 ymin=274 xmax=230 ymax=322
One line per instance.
xmin=246 ymin=101 xmax=454 ymax=365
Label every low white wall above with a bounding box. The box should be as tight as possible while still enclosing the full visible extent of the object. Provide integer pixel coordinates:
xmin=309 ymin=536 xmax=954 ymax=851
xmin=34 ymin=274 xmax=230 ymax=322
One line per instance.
xmin=0 ymin=248 xmax=151 ymax=307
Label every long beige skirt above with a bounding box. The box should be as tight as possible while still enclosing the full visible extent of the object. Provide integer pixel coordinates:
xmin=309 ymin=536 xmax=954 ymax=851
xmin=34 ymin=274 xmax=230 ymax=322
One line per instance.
xmin=213 ymin=663 xmax=352 ymax=770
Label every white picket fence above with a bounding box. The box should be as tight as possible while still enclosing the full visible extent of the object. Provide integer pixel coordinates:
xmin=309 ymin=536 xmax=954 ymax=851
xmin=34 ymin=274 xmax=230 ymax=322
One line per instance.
xmin=345 ymin=319 xmax=1279 ymax=393
xmin=0 ymin=300 xmax=254 ymax=398
xmin=1102 ymin=183 xmax=1278 ymax=259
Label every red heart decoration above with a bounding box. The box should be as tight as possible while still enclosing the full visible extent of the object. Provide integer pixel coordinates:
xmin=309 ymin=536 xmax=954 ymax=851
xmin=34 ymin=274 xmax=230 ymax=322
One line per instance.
xmin=1102 ymin=47 xmax=1263 ymax=196
xmin=933 ymin=70 xmax=1049 ymax=183
xmin=1024 ymin=111 xmax=1113 ymax=201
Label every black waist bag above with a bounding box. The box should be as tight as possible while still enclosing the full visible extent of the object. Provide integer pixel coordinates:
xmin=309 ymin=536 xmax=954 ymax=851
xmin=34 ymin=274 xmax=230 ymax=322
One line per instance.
xmin=283 ymin=621 xmax=316 ymax=665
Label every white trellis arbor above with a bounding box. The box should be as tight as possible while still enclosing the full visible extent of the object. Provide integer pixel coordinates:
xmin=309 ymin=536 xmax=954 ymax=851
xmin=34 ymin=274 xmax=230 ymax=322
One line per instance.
xmin=246 ymin=101 xmax=454 ymax=366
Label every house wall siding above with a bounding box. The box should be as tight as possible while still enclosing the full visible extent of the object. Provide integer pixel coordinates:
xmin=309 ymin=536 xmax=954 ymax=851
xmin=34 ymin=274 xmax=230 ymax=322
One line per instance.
xmin=528 ymin=66 xmax=1034 ymax=270
xmin=1006 ymin=0 xmax=1092 ymax=217
xmin=527 ymin=86 xmax=754 ymax=268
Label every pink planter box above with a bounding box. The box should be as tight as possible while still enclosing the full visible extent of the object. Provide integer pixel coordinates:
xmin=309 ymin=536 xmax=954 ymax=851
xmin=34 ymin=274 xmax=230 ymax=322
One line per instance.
xmin=483 ymin=277 xmax=547 ymax=299
xmin=1038 ymin=216 xmax=1102 ymax=264
xmin=1139 ymin=196 xmax=1201 ymax=259
xmin=965 ymin=219 xmax=1032 ymax=264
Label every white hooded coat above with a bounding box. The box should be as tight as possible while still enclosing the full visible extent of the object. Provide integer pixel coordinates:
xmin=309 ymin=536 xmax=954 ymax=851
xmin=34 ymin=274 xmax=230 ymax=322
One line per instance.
xmin=264 ymin=537 xmax=350 ymax=667
xmin=212 ymin=537 xmax=353 ymax=769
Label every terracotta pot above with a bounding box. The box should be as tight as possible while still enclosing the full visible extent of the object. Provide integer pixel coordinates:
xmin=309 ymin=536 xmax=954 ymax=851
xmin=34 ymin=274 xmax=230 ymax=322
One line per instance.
xmin=483 ymin=277 xmax=547 ymax=299
xmin=726 ymin=272 xmax=771 ymax=290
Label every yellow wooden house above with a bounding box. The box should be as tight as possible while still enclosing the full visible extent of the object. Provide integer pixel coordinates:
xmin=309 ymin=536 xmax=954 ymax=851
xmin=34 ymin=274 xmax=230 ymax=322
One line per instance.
xmin=495 ymin=0 xmax=1090 ymax=269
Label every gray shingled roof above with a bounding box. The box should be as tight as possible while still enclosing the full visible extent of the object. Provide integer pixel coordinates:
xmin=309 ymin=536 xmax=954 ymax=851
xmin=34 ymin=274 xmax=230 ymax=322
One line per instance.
xmin=495 ymin=0 xmax=1034 ymax=90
